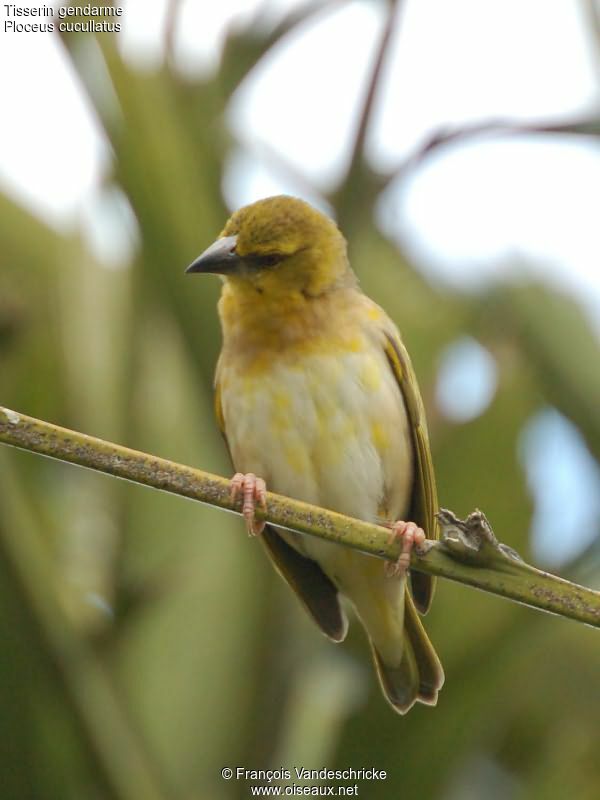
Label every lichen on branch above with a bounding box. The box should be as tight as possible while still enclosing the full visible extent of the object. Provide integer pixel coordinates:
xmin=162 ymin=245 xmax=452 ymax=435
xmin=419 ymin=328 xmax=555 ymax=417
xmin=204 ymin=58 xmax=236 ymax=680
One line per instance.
xmin=1 ymin=406 xmax=598 ymax=629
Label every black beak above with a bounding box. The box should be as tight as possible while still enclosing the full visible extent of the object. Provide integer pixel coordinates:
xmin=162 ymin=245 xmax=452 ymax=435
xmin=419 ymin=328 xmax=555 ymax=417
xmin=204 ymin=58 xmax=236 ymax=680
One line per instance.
xmin=185 ymin=235 xmax=240 ymax=275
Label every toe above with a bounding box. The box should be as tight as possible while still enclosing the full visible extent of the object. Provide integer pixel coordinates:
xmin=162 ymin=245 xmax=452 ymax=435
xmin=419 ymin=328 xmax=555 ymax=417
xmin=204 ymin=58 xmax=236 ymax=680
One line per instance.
xmin=255 ymin=477 xmax=267 ymax=510
xmin=230 ymin=472 xmax=245 ymax=502
xmin=230 ymin=472 xmax=267 ymax=537
xmin=384 ymin=520 xmax=425 ymax=577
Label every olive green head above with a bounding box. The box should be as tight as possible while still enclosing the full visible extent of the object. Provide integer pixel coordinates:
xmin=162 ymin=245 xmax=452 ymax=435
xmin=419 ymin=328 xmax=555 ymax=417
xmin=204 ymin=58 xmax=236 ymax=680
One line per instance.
xmin=186 ymin=195 xmax=352 ymax=296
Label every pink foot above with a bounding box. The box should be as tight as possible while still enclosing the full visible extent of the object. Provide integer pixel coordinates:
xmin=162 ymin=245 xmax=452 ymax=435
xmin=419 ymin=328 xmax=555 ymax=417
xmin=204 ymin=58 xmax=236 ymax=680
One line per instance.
xmin=384 ymin=520 xmax=426 ymax=577
xmin=230 ymin=472 xmax=267 ymax=536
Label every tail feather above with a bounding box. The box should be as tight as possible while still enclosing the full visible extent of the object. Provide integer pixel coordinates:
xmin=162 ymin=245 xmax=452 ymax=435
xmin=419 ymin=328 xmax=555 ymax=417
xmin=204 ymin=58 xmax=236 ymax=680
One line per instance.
xmin=404 ymin=592 xmax=444 ymax=704
xmin=370 ymin=593 xmax=444 ymax=714
xmin=371 ymin=639 xmax=419 ymax=714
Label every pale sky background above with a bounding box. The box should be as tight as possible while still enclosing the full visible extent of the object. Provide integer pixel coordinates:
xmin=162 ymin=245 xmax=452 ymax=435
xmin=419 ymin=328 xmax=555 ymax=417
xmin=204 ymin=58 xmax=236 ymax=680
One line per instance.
xmin=1 ymin=0 xmax=599 ymax=566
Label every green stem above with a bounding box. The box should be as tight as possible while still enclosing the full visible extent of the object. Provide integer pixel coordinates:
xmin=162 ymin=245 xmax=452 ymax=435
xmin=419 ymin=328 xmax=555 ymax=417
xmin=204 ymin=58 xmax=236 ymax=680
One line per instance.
xmin=1 ymin=406 xmax=599 ymax=629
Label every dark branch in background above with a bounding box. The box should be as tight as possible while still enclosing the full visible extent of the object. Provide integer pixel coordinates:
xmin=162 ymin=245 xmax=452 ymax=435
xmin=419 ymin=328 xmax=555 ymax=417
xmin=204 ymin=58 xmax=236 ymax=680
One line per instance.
xmin=1 ymin=407 xmax=598 ymax=629
xmin=583 ymin=0 xmax=600 ymax=69
xmin=383 ymin=115 xmax=600 ymax=187
xmin=219 ymin=0 xmax=600 ymax=218
xmin=218 ymin=0 xmax=346 ymax=99
xmin=163 ymin=0 xmax=182 ymax=68
xmin=333 ymin=0 xmax=405 ymax=222
xmin=346 ymin=0 xmax=404 ymax=180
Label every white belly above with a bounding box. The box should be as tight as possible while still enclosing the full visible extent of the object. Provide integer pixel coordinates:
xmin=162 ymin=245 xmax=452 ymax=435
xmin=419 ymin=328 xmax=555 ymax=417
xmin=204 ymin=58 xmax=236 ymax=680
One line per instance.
xmin=220 ymin=348 xmax=413 ymax=528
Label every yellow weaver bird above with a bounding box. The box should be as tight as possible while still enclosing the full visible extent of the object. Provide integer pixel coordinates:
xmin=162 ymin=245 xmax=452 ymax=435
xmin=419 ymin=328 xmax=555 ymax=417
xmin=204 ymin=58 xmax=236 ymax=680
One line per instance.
xmin=186 ymin=196 xmax=444 ymax=713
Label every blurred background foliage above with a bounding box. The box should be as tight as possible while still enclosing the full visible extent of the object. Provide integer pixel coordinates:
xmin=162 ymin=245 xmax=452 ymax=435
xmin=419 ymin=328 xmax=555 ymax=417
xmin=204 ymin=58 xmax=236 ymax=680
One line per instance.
xmin=1 ymin=1 xmax=599 ymax=799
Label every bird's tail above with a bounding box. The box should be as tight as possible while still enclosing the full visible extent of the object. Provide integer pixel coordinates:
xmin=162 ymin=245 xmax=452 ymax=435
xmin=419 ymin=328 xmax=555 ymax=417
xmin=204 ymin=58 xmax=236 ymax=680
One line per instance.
xmin=370 ymin=592 xmax=444 ymax=714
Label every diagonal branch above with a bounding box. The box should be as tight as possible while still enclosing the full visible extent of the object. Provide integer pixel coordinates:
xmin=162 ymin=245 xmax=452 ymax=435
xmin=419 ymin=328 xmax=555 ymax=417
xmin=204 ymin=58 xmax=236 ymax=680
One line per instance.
xmin=1 ymin=406 xmax=599 ymax=629
xmin=346 ymin=0 xmax=404 ymax=178
xmin=583 ymin=0 xmax=600 ymax=74
xmin=383 ymin=115 xmax=600 ymax=188
xmin=335 ymin=0 xmax=405 ymax=215
xmin=164 ymin=0 xmax=183 ymax=68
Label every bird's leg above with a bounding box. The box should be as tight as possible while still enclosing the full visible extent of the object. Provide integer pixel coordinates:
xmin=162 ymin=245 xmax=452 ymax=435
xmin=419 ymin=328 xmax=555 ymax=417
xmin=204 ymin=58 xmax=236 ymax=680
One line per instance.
xmin=383 ymin=520 xmax=426 ymax=577
xmin=230 ymin=472 xmax=267 ymax=536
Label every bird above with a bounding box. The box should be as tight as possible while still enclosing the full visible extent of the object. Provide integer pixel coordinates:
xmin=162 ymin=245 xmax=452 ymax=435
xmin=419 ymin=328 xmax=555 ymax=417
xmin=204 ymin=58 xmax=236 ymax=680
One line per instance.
xmin=186 ymin=195 xmax=444 ymax=713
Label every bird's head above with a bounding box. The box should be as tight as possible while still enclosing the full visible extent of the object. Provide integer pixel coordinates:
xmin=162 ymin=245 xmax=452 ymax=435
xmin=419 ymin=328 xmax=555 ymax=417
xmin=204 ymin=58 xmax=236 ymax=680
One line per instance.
xmin=186 ymin=196 xmax=352 ymax=297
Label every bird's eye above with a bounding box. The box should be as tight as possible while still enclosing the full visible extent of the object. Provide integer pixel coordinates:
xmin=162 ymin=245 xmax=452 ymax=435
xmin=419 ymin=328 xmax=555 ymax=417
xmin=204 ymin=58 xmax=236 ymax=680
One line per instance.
xmin=258 ymin=253 xmax=281 ymax=268
xmin=244 ymin=251 xmax=286 ymax=270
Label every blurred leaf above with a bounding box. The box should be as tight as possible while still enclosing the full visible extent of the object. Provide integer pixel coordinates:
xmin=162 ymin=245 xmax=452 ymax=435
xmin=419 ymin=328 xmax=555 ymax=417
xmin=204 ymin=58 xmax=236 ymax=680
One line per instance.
xmin=482 ymin=284 xmax=600 ymax=461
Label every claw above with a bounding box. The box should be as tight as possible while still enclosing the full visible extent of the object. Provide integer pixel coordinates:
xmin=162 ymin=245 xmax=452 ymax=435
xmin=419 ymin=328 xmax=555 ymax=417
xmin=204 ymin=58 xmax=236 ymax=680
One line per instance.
xmin=383 ymin=520 xmax=426 ymax=577
xmin=230 ymin=472 xmax=267 ymax=536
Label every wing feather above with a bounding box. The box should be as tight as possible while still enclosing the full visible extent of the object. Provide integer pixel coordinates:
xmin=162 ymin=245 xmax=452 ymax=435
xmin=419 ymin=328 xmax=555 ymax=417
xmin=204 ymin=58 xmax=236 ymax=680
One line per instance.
xmin=383 ymin=330 xmax=438 ymax=614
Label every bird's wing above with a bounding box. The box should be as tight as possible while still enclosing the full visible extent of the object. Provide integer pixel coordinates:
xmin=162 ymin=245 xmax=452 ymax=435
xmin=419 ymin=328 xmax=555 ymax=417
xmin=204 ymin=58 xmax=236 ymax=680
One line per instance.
xmin=214 ymin=373 xmax=348 ymax=642
xmin=382 ymin=329 xmax=438 ymax=614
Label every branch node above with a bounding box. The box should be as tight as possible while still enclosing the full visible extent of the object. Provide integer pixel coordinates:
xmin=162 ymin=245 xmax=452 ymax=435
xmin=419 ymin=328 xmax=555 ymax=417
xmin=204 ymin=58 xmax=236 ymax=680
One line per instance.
xmin=437 ymin=508 xmax=524 ymax=571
